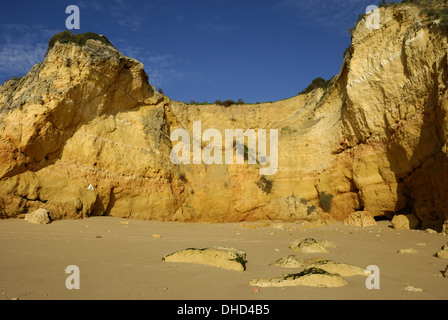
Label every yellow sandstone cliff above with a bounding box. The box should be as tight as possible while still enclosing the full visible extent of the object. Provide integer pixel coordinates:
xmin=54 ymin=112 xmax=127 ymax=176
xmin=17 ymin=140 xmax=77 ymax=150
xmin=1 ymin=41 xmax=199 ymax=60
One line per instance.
xmin=0 ymin=4 xmax=447 ymax=230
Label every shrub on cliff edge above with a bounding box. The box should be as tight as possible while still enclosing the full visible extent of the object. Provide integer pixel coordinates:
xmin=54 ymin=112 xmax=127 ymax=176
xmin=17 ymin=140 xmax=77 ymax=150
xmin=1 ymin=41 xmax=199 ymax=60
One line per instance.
xmin=46 ymin=31 xmax=115 ymax=55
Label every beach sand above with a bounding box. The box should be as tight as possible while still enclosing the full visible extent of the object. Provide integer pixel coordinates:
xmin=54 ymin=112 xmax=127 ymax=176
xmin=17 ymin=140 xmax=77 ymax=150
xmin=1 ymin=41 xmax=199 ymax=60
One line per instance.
xmin=0 ymin=217 xmax=447 ymax=300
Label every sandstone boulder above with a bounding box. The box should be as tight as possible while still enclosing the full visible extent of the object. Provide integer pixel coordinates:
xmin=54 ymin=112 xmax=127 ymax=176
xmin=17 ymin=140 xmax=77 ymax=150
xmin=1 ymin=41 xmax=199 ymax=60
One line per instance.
xmin=249 ymin=267 xmax=348 ymax=288
xmin=24 ymin=208 xmax=51 ymax=225
xmin=306 ymin=259 xmax=370 ymax=277
xmin=343 ymin=211 xmax=377 ymax=227
xmin=270 ymin=255 xmax=305 ymax=269
xmin=435 ymin=243 xmax=448 ymax=259
xmin=162 ymin=247 xmax=247 ymax=272
xmin=391 ymin=214 xmax=421 ymax=230
xmin=289 ymin=238 xmax=337 ymax=254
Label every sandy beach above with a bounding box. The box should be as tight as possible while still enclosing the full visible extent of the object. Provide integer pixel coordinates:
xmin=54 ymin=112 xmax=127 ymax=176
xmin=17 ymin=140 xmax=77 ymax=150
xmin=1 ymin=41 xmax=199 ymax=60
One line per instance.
xmin=0 ymin=217 xmax=447 ymax=301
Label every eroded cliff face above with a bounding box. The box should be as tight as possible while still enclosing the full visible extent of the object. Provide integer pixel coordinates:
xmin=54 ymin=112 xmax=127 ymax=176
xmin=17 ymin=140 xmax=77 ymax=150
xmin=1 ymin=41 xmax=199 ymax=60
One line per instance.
xmin=0 ymin=40 xmax=182 ymax=220
xmin=338 ymin=5 xmax=448 ymax=229
xmin=0 ymin=5 xmax=447 ymax=229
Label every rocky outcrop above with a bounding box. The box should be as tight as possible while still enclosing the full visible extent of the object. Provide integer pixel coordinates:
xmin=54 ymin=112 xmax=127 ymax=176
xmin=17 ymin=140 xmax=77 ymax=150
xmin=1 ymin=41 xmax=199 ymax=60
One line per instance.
xmin=1 ymin=4 xmax=448 ymax=227
xmin=0 ymin=39 xmax=178 ymax=221
xmin=337 ymin=6 xmax=448 ymax=230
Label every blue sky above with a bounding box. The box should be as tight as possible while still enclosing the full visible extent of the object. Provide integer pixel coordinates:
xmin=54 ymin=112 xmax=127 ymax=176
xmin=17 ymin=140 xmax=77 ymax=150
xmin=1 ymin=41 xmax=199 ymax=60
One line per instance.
xmin=0 ymin=0 xmax=390 ymax=103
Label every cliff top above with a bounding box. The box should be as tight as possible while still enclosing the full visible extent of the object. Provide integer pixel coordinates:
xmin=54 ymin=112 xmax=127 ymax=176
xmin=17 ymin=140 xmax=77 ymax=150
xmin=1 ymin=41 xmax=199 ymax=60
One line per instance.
xmin=46 ymin=31 xmax=116 ymax=55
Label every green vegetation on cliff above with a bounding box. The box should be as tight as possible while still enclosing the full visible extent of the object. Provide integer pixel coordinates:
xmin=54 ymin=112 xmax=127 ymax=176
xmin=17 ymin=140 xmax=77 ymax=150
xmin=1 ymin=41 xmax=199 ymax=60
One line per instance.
xmin=47 ymin=31 xmax=115 ymax=55
xmin=403 ymin=0 xmax=448 ymax=30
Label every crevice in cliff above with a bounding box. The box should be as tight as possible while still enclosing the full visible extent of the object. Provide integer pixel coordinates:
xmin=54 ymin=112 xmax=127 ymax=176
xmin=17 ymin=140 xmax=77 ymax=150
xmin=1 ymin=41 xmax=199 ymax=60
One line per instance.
xmin=18 ymin=195 xmax=48 ymax=205
xmin=103 ymin=188 xmax=116 ymax=217
xmin=404 ymin=149 xmax=443 ymax=183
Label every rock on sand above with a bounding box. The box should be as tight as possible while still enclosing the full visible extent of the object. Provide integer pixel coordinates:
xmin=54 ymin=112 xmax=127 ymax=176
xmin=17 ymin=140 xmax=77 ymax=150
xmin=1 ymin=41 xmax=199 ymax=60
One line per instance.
xmin=344 ymin=211 xmax=377 ymax=227
xmin=306 ymin=259 xmax=370 ymax=277
xmin=24 ymin=209 xmax=51 ymax=225
xmin=270 ymin=255 xmax=305 ymax=268
xmin=162 ymin=247 xmax=247 ymax=272
xmin=249 ymin=267 xmax=348 ymax=288
xmin=391 ymin=214 xmax=420 ymax=230
xmin=443 ymin=265 xmax=448 ymax=278
xmin=289 ymin=238 xmax=337 ymax=254
xmin=435 ymin=243 xmax=448 ymax=259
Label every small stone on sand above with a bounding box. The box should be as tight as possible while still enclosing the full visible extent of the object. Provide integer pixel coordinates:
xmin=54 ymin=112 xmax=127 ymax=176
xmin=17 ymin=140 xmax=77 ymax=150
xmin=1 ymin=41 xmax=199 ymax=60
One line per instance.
xmin=405 ymin=286 xmax=423 ymax=293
